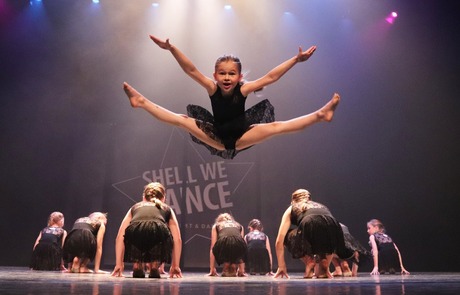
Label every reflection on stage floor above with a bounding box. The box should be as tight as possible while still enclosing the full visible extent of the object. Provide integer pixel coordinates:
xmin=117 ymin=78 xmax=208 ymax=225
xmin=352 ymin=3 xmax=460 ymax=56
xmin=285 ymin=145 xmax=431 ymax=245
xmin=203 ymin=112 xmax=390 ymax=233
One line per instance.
xmin=0 ymin=267 xmax=459 ymax=294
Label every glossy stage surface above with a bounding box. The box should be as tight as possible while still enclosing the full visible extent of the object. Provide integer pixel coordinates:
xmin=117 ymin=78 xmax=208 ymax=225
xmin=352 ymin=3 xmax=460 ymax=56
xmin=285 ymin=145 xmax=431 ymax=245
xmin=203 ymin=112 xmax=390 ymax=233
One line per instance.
xmin=1 ymin=267 xmax=459 ymax=294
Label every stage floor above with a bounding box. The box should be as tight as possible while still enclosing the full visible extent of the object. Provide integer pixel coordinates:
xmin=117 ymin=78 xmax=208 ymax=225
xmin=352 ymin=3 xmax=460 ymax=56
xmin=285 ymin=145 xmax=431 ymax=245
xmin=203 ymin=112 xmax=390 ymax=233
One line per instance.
xmin=1 ymin=267 xmax=459 ymax=294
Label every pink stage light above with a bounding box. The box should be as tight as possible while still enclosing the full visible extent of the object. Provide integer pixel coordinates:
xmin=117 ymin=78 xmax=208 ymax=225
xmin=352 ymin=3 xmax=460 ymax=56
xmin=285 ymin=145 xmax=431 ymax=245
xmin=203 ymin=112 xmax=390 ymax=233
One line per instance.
xmin=385 ymin=11 xmax=398 ymax=24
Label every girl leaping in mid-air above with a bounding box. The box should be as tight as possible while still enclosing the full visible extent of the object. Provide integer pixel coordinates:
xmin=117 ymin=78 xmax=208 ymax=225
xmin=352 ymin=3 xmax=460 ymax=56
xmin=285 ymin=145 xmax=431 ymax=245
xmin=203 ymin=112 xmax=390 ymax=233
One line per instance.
xmin=124 ymin=35 xmax=340 ymax=159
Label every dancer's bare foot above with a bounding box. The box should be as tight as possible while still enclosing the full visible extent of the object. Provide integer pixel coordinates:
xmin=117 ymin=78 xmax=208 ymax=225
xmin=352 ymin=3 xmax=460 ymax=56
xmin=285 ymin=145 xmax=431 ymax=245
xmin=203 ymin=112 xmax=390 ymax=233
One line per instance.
xmin=222 ymin=263 xmax=237 ymax=277
xmin=71 ymin=257 xmax=80 ymax=273
xmin=317 ymin=93 xmax=340 ymax=122
xmin=341 ymin=261 xmax=352 ymax=277
xmin=332 ymin=268 xmax=343 ymax=277
xmin=351 ymin=263 xmax=359 ymax=277
xmin=123 ymin=82 xmax=146 ymax=108
xmin=158 ymin=267 xmax=167 ymax=275
xmin=317 ymin=257 xmax=334 ymax=279
xmin=316 ymin=266 xmax=333 ymax=279
xmin=304 ymin=269 xmax=315 ymax=279
xmin=79 ymin=268 xmax=93 ymax=273
xmin=316 ymin=273 xmax=334 ymax=279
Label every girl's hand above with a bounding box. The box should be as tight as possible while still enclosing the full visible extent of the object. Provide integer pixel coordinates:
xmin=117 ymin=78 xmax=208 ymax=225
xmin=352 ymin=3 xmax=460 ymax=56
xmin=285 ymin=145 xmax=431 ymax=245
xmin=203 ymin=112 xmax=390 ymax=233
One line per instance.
xmin=370 ymin=267 xmax=380 ymax=275
xmin=401 ymin=268 xmax=410 ymax=275
xmin=150 ymin=35 xmax=172 ymax=50
xmin=111 ymin=265 xmax=125 ymax=277
xmin=296 ymin=46 xmax=317 ymax=62
xmin=169 ymin=266 xmax=183 ymax=278
xmin=207 ymin=268 xmax=218 ymax=277
xmin=274 ymin=267 xmax=290 ymax=279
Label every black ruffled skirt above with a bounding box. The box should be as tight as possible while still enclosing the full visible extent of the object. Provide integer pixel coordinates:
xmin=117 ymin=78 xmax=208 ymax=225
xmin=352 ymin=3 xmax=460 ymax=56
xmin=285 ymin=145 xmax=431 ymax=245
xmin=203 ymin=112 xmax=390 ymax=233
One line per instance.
xmin=30 ymin=242 xmax=62 ymax=271
xmin=212 ymin=235 xmax=247 ymax=265
xmin=187 ymin=99 xmax=275 ymax=159
xmin=63 ymin=229 xmax=97 ymax=264
xmin=123 ymin=220 xmax=173 ymax=264
xmin=284 ymin=215 xmax=353 ymax=259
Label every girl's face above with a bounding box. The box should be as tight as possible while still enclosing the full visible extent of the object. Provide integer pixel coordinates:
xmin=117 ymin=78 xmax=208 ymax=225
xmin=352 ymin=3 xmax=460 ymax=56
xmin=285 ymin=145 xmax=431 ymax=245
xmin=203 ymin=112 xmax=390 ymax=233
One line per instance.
xmin=367 ymin=223 xmax=378 ymax=235
xmin=213 ymin=61 xmax=242 ymax=95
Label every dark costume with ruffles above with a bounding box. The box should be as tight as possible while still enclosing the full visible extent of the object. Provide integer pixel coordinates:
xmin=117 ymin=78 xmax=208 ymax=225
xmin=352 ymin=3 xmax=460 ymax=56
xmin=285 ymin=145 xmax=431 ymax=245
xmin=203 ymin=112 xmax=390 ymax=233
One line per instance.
xmin=245 ymin=230 xmax=271 ymax=274
xmin=284 ymin=201 xmax=353 ymax=259
xmin=30 ymin=227 xmax=65 ymax=270
xmin=123 ymin=202 xmax=174 ymax=264
xmin=187 ymin=84 xmax=275 ymax=159
xmin=212 ymin=220 xmax=247 ymax=265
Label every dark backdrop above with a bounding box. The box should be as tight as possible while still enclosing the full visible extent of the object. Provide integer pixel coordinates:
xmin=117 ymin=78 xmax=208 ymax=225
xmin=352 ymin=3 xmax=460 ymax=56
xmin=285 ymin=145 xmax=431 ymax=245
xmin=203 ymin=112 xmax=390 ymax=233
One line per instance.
xmin=1 ymin=0 xmax=459 ymax=272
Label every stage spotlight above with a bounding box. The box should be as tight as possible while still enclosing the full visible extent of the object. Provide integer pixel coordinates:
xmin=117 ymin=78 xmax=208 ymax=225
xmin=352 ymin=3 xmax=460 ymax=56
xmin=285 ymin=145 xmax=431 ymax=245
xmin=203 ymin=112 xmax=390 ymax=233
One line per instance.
xmin=29 ymin=0 xmax=42 ymax=6
xmin=224 ymin=5 xmax=232 ymax=10
xmin=92 ymin=0 xmax=99 ymax=4
xmin=152 ymin=2 xmax=159 ymax=7
xmin=385 ymin=11 xmax=398 ymax=24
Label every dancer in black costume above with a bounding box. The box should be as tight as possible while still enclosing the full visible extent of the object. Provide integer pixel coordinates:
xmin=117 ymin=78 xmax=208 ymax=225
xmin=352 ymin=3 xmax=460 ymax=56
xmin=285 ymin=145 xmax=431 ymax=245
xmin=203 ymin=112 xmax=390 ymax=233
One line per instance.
xmin=62 ymin=212 xmax=108 ymax=273
xmin=244 ymin=219 xmax=273 ymax=275
xmin=274 ymin=189 xmax=352 ymax=279
xmin=208 ymin=213 xmax=247 ymax=277
xmin=111 ymin=182 xmax=182 ymax=279
xmin=331 ymin=223 xmax=370 ymax=277
xmin=367 ymin=219 xmax=409 ymax=275
xmin=124 ymin=35 xmax=340 ymax=159
xmin=30 ymin=212 xmax=67 ymax=271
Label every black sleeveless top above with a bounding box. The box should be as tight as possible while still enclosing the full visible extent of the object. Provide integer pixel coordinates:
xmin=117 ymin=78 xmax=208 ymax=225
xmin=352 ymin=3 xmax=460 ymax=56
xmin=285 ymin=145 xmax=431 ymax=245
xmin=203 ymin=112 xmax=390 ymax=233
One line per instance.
xmin=130 ymin=201 xmax=171 ymax=223
xmin=210 ymin=84 xmax=247 ymax=125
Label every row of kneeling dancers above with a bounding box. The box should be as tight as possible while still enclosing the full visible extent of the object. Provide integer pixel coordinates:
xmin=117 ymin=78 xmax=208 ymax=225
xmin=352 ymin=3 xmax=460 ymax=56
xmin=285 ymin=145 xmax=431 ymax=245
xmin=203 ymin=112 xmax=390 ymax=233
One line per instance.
xmin=30 ymin=182 xmax=409 ymax=278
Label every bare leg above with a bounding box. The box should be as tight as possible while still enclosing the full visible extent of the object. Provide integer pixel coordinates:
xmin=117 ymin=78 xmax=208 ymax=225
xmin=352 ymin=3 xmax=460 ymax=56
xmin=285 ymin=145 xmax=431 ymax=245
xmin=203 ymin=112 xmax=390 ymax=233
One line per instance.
xmin=351 ymin=262 xmax=359 ymax=277
xmin=351 ymin=251 xmax=360 ymax=276
xmin=340 ymin=260 xmax=353 ymax=277
xmin=158 ymin=263 xmax=166 ymax=274
xmin=79 ymin=258 xmax=93 ymax=273
xmin=317 ymin=254 xmax=334 ymax=279
xmin=331 ymin=255 xmax=343 ymax=276
xmin=123 ymin=82 xmax=225 ymax=151
xmin=237 ymin=262 xmax=247 ymax=277
xmin=300 ymin=255 xmax=316 ymax=278
xmin=71 ymin=257 xmax=80 ymax=273
xmin=236 ymin=93 xmax=340 ymax=150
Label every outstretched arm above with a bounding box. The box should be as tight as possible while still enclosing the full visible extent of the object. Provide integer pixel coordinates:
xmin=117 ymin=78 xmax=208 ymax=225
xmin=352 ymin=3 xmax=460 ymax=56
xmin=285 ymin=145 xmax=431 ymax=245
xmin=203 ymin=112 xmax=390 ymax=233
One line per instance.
xmin=369 ymin=235 xmax=380 ymax=275
xmin=150 ymin=35 xmax=216 ymax=95
xmin=266 ymin=236 xmax=274 ymax=275
xmin=394 ymin=243 xmax=410 ymax=275
xmin=241 ymin=45 xmax=317 ymax=97
xmin=93 ymin=223 xmax=107 ymax=273
xmin=111 ymin=210 xmax=132 ymax=277
xmin=168 ymin=209 xmax=183 ymax=278
xmin=274 ymin=207 xmax=292 ymax=279
xmin=33 ymin=232 xmax=42 ymax=250
xmin=207 ymin=225 xmax=218 ymax=276
xmin=60 ymin=230 xmax=68 ymax=271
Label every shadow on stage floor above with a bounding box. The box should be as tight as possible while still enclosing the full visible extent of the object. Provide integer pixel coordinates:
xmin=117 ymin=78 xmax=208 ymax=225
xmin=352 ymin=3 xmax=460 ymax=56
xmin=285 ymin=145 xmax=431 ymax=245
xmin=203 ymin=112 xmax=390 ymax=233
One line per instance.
xmin=1 ymin=267 xmax=459 ymax=294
